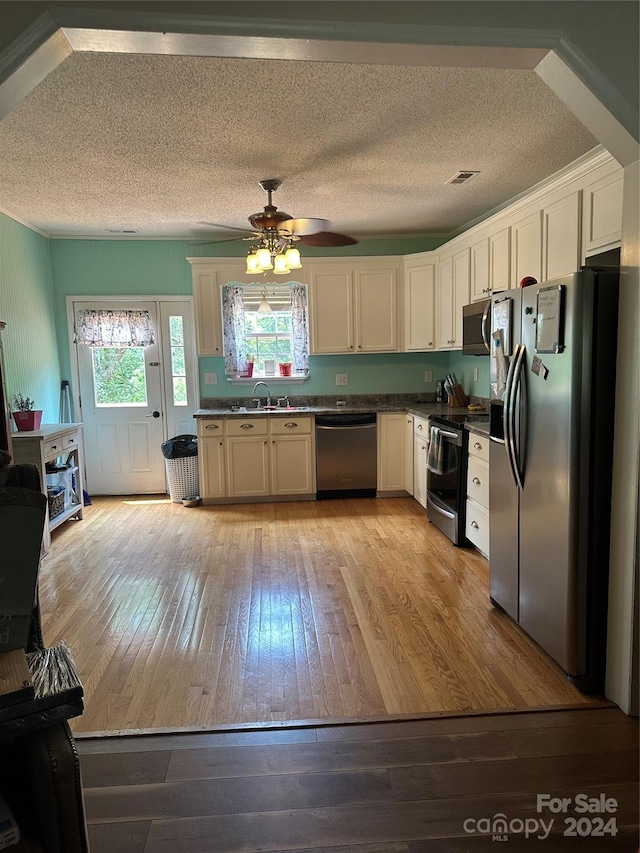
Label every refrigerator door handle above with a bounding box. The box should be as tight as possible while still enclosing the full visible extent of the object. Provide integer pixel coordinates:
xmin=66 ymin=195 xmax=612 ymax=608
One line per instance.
xmin=502 ymin=347 xmax=519 ymax=487
xmin=508 ymin=344 xmax=526 ymax=490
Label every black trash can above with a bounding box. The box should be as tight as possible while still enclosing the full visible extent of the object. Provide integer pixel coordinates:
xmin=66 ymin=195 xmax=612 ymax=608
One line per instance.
xmin=161 ymin=435 xmax=199 ymax=503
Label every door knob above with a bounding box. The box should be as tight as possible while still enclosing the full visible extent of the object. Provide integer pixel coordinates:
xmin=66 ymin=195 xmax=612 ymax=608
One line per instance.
xmin=146 ymin=411 xmax=160 ymax=418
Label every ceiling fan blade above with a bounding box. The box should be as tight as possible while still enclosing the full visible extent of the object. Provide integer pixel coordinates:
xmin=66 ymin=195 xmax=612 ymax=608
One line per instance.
xmin=297 ymin=231 xmax=359 ymax=247
xmin=199 ymin=221 xmax=257 ymax=235
xmin=189 ymin=235 xmax=251 ymax=246
xmin=278 ymin=217 xmax=330 ymax=237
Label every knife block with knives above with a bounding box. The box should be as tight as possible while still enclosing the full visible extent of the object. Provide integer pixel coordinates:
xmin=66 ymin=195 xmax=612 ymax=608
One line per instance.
xmin=443 ymin=373 xmax=469 ymax=408
xmin=448 ymin=384 xmax=469 ymax=408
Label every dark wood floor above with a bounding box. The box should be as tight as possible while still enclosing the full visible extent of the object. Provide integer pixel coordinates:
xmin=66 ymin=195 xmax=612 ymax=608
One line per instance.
xmin=78 ymin=706 xmax=639 ymax=852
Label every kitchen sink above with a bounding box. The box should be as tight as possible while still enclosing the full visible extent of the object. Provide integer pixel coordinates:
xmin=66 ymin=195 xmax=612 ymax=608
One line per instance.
xmin=226 ymin=406 xmax=309 ymax=413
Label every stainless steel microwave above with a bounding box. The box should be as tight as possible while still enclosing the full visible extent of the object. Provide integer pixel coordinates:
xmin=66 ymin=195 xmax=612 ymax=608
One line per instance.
xmin=462 ymin=299 xmax=491 ymax=355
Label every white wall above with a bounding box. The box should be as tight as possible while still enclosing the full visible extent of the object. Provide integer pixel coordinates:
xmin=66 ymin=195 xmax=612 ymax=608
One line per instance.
xmin=606 ymin=159 xmax=640 ymax=715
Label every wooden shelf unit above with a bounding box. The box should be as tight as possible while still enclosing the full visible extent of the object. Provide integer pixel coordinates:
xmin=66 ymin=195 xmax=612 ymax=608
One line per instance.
xmin=11 ymin=424 xmax=85 ymax=538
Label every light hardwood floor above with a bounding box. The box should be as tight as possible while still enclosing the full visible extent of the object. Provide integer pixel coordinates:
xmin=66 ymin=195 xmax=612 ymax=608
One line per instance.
xmin=39 ymin=496 xmax=599 ymax=734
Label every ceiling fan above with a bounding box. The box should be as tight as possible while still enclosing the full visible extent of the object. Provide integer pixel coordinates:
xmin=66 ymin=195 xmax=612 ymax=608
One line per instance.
xmin=199 ymin=179 xmax=358 ymax=275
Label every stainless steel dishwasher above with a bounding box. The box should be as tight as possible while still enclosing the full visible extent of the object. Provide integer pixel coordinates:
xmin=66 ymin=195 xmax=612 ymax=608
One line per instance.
xmin=315 ymin=413 xmax=377 ymax=498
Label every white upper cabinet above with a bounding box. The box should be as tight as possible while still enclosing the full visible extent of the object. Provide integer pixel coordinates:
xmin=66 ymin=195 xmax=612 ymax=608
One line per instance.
xmin=309 ymin=261 xmax=399 ymax=354
xmin=489 ymin=226 xmax=511 ymax=293
xmin=543 ymin=191 xmax=581 ymax=281
xmin=354 ymin=268 xmax=398 ymax=352
xmin=512 ymin=209 xmax=543 ymax=287
xmin=308 ymin=267 xmax=354 ymax=353
xmin=402 ymin=260 xmax=436 ymax=350
xmin=438 ymin=248 xmax=470 ymax=349
xmin=470 ymin=237 xmax=490 ymax=302
xmin=189 ymin=262 xmax=222 ymax=356
xmin=583 ymin=162 xmax=624 ymax=256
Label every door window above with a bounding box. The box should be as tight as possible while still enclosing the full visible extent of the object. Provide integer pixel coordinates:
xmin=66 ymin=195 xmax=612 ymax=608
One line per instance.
xmin=92 ymin=347 xmax=148 ymax=406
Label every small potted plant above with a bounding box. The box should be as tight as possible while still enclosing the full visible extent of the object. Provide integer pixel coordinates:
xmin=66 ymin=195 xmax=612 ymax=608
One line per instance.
xmin=12 ymin=394 xmax=43 ymax=431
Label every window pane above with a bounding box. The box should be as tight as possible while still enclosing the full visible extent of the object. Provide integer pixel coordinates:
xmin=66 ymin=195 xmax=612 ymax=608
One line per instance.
xmin=92 ymin=347 xmax=147 ymax=406
xmin=173 ymin=376 xmax=187 ymax=406
xmin=246 ymin=338 xmax=258 ymax=360
xmin=256 ymin=314 xmax=276 ymax=333
xmin=171 ymin=346 xmax=185 ymax=375
xmin=244 ymin=314 xmax=257 ymax=333
xmin=169 ymin=315 xmax=184 ymax=346
xmin=278 ymin=340 xmax=292 ymax=359
xmin=277 ymin=315 xmax=292 ymax=333
xmin=257 ymin=337 xmax=277 ymax=358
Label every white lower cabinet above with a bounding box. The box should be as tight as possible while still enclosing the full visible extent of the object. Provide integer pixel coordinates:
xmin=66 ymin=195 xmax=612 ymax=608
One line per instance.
xmin=413 ymin=416 xmax=429 ymax=509
xmin=227 ymin=434 xmax=270 ymax=497
xmin=199 ymin=420 xmax=226 ymax=499
xmin=198 ymin=416 xmax=314 ymax=501
xmin=465 ymin=431 xmax=489 ymax=556
xmin=270 ymin=418 xmax=315 ymax=495
xmin=377 ymin=413 xmax=408 ymax=493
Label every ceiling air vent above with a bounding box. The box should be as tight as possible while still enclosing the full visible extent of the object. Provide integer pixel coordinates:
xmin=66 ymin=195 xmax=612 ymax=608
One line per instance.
xmin=447 ymin=170 xmax=480 ymax=185
xmin=106 ymin=229 xmax=139 ymax=234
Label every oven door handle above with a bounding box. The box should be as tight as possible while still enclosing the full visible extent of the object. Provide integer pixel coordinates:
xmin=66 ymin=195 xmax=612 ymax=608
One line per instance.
xmin=437 ymin=429 xmax=459 ymax=440
xmin=426 ymin=494 xmax=456 ymax=519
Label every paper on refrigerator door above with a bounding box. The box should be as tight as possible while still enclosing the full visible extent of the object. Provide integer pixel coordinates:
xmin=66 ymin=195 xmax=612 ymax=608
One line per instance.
xmin=492 ymin=329 xmax=509 ymax=396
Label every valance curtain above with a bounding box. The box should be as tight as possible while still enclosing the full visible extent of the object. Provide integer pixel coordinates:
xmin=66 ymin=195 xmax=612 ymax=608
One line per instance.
xmin=222 ymin=285 xmax=249 ymax=376
xmin=290 ymin=283 xmax=309 ymax=374
xmin=75 ymin=310 xmax=155 ymax=347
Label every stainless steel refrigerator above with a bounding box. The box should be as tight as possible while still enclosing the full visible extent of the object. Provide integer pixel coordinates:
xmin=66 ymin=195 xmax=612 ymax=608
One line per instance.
xmin=488 ymin=270 xmax=619 ymax=692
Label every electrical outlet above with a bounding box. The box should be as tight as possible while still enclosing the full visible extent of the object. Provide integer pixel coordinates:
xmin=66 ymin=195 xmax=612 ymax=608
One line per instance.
xmin=204 ymin=372 xmax=218 ymax=385
xmin=336 ymin=373 xmax=349 ymax=386
xmin=424 ymin=370 xmax=433 ymax=383
xmin=473 ymin=368 xmax=479 ymax=382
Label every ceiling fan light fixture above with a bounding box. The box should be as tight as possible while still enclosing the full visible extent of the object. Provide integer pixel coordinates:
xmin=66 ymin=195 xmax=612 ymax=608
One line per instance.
xmin=256 ymin=247 xmax=273 ymax=270
xmin=273 ymin=253 xmax=291 ymax=275
xmin=284 ymin=245 xmax=302 ymax=269
xmin=245 ymin=249 xmax=261 ymax=275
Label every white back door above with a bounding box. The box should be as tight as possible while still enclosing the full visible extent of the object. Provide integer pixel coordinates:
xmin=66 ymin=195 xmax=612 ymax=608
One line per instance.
xmin=74 ymin=298 xmax=197 ymax=495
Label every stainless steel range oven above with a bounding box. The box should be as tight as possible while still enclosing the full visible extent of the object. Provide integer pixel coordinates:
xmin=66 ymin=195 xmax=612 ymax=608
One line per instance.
xmin=426 ymin=414 xmax=469 ymax=545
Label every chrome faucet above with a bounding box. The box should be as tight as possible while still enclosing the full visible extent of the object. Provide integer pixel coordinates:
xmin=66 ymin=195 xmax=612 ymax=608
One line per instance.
xmin=251 ymin=381 xmax=271 ymax=408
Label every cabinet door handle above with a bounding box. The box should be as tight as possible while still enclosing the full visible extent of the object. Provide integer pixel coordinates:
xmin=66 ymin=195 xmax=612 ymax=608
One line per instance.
xmin=473 ymin=476 xmax=481 ymax=485
xmin=240 ymin=423 xmax=254 ymax=430
xmin=473 ymin=441 xmax=482 ymax=449
xmin=284 ymin=422 xmax=298 ymax=429
xmin=471 ymin=520 xmax=479 ymax=529
xmin=417 ymin=424 xmax=423 ymax=431
xmin=428 ymin=341 xmax=433 ymax=346
xmin=205 ymin=423 xmax=219 ymax=430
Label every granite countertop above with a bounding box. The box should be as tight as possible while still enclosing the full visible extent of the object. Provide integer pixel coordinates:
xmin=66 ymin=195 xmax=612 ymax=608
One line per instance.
xmin=193 ymin=398 xmax=488 ymax=421
xmin=465 ymin=420 xmax=490 ymax=436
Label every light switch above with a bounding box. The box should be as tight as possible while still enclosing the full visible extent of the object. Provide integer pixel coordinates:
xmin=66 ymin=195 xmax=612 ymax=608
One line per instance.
xmin=204 ymin=372 xmax=218 ymax=385
xmin=336 ymin=373 xmax=349 ymax=386
xmin=424 ymin=370 xmax=432 ymax=383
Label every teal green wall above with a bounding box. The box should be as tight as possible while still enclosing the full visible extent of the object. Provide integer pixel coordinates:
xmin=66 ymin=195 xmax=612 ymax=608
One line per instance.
xmin=2 ymin=227 xmax=489 ymax=413
xmin=199 ymin=352 xmax=453 ymax=399
xmin=49 ymin=239 xmax=195 ymax=380
xmin=448 ymin=352 xmax=491 ymax=399
xmin=50 ymin=236 xmax=448 ymax=397
xmin=0 ymin=212 xmax=61 ymax=424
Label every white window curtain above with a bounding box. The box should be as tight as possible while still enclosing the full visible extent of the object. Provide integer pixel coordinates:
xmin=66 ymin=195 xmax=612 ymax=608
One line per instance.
xmin=290 ymin=283 xmax=309 ymax=374
xmin=75 ymin=310 xmax=155 ymax=347
xmin=222 ymin=285 xmax=249 ymax=376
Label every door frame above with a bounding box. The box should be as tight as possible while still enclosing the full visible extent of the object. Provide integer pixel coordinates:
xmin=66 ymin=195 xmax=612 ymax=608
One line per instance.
xmin=66 ymin=294 xmax=199 ymax=482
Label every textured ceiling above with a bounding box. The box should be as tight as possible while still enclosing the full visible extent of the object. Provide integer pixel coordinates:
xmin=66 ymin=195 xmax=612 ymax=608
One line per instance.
xmin=0 ymin=52 xmax=597 ymax=241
